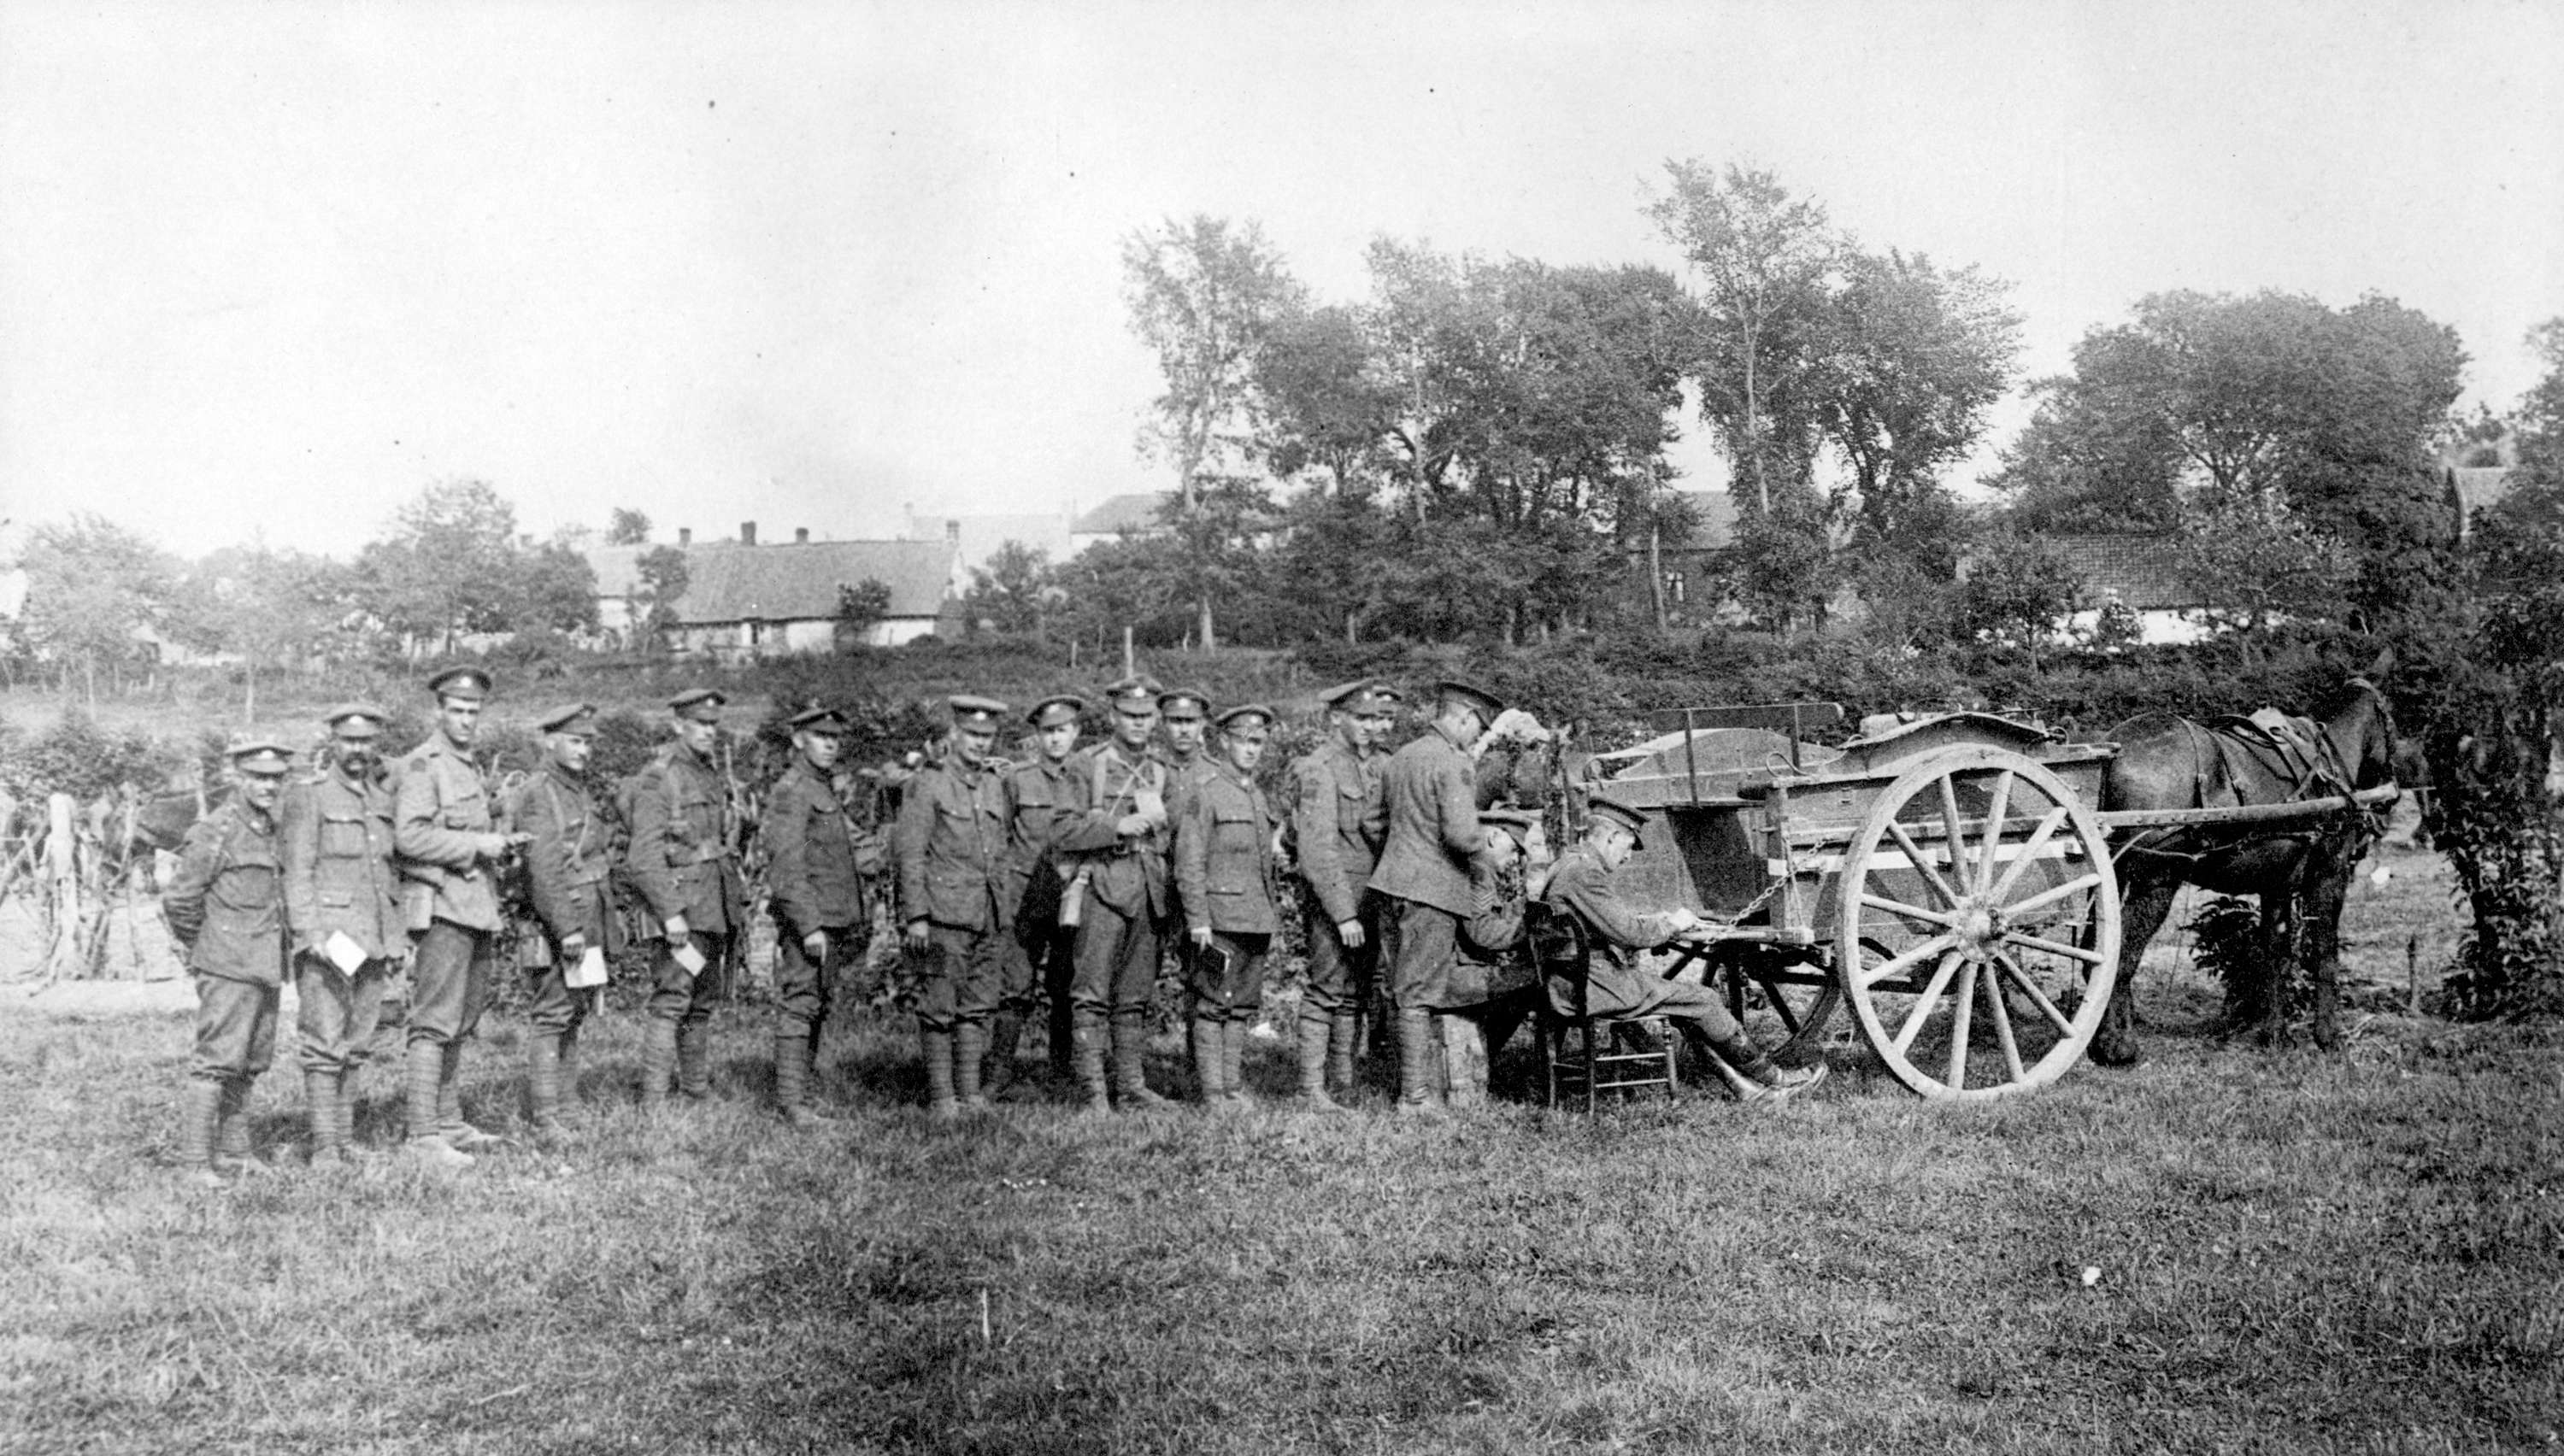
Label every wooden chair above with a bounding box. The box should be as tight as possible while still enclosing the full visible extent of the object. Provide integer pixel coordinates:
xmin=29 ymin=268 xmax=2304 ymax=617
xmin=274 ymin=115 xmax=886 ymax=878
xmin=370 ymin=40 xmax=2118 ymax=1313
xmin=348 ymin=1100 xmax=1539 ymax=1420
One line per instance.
xmin=1531 ymin=904 xmax=1679 ymax=1111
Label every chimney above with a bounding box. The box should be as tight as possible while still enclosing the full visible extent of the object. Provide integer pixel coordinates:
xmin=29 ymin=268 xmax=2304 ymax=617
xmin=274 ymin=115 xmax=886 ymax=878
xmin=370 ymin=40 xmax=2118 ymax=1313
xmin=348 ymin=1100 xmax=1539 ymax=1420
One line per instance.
xmin=678 ymin=527 xmax=692 ymax=547
xmin=795 ymin=527 xmax=809 ymax=544
xmin=740 ymin=520 xmax=756 ymax=546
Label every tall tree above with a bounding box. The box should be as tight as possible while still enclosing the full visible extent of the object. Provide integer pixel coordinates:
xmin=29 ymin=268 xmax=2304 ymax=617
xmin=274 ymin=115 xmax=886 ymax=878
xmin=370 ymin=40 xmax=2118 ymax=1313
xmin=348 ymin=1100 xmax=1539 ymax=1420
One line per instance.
xmin=169 ymin=545 xmax=357 ymax=719
xmin=629 ymin=544 xmax=690 ymax=652
xmin=963 ymin=540 xmax=1057 ymax=639
xmin=18 ymin=515 xmax=175 ymax=707
xmin=1122 ymin=215 xmax=1304 ymax=650
xmin=1649 ymin=160 xmax=1838 ymax=514
xmin=606 ymin=508 xmax=653 ymax=546
xmin=356 ymin=479 xmax=598 ymax=654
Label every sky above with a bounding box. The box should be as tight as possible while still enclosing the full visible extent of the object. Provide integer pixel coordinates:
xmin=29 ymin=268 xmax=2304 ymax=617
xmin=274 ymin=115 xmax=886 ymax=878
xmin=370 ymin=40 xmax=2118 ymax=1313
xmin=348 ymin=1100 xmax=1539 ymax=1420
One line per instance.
xmin=2 ymin=0 xmax=2558 ymax=561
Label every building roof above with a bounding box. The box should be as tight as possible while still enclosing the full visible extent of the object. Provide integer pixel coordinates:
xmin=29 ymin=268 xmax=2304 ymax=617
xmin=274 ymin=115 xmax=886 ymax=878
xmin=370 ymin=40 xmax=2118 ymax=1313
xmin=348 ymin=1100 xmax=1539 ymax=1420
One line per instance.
xmin=903 ymin=511 xmax=1075 ymax=572
xmin=2046 ymin=534 xmax=2199 ymax=611
xmin=1070 ymin=492 xmax=1174 ymax=537
xmin=2447 ymin=467 xmax=2514 ymax=538
xmin=583 ymin=539 xmax=956 ymax=622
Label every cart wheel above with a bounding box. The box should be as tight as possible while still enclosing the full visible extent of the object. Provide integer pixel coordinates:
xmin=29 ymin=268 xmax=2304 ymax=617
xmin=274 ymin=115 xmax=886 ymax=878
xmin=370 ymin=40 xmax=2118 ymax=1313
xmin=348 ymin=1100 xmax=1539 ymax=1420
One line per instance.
xmin=1836 ymin=745 xmax=2120 ymax=1100
xmin=1708 ymin=945 xmax=1846 ymax=1060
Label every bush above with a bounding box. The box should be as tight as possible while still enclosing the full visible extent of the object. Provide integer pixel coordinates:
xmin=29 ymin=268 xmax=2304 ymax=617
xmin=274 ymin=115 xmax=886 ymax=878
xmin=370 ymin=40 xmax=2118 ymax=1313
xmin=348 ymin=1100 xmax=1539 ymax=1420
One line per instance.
xmin=0 ymin=712 xmax=184 ymax=802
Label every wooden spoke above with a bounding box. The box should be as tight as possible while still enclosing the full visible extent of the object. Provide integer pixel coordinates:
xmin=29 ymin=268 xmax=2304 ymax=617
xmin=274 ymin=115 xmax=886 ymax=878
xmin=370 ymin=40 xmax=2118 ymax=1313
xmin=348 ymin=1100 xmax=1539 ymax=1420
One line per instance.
xmin=1937 ymin=774 xmax=1973 ymax=891
xmin=1861 ymin=891 xmax=1954 ymax=928
xmin=1945 ymin=960 xmax=1979 ymax=1089
xmin=1991 ymin=949 xmax=2076 ymax=1036
xmin=2004 ymin=870 xmax=2102 ymax=919
xmin=2003 ymin=930 xmax=2107 ymax=966
xmin=1886 ymin=821 xmax=1966 ymax=910
xmin=1989 ymin=807 xmax=2070 ymax=902
xmin=1983 ymin=961 xmax=2027 ymax=1083
xmin=1865 ymin=931 xmax=1958 ymax=988
xmin=1892 ymin=949 xmax=1964 ymax=1054
xmin=1975 ymin=771 xmax=2015 ymax=894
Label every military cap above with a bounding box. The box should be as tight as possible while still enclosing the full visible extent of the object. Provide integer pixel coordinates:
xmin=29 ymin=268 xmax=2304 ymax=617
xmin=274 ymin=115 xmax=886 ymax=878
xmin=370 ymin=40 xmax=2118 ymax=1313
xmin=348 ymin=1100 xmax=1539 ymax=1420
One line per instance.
xmin=947 ymin=694 xmax=1009 ymax=728
xmin=1586 ymin=795 xmax=1649 ymax=850
xmin=1320 ymin=678 xmax=1401 ymax=714
xmin=667 ymin=687 xmax=726 ymax=722
xmin=226 ymin=734 xmax=294 ymax=777
xmin=1435 ymin=678 xmax=1506 ymax=725
xmin=1157 ymin=687 xmax=1211 ymax=721
xmin=1027 ymin=694 xmax=1086 ymax=730
xmin=538 ymin=702 xmax=598 ymax=735
xmin=1214 ymin=702 xmax=1274 ymax=733
xmin=1102 ymin=676 xmax=1163 ymax=712
xmin=321 ymin=702 xmax=388 ymax=739
xmin=789 ymin=705 xmax=849 ymax=734
xmin=426 ymin=666 xmax=491 ymax=702
xmin=1479 ymin=807 xmax=1538 ymax=831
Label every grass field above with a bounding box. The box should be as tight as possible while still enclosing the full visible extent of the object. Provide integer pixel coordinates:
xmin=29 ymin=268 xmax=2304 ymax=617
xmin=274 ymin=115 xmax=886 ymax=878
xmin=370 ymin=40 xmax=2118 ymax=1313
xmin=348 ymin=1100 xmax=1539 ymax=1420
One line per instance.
xmin=3 ymin=842 xmax=2557 ymax=1454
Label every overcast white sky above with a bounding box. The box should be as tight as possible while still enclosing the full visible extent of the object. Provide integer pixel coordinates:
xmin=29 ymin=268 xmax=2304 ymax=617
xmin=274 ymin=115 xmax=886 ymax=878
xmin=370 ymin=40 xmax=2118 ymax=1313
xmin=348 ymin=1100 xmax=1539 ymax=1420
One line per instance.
xmin=3 ymin=0 xmax=2557 ymax=559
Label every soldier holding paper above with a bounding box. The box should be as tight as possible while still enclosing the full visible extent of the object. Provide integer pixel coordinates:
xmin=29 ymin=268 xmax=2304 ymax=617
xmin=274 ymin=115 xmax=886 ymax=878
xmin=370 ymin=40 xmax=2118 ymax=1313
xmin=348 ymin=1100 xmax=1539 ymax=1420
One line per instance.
xmin=278 ymin=703 xmax=402 ymax=1167
xmin=514 ymin=702 xmax=623 ymax=1142
xmin=626 ymin=687 xmax=749 ymax=1112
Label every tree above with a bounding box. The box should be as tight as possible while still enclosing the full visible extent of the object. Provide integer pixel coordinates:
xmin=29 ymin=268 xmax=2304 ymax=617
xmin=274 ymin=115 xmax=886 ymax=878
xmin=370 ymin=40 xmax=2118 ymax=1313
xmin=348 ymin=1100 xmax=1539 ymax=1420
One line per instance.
xmin=2177 ymin=489 xmax=2355 ymax=650
xmin=834 ymin=578 xmax=893 ymax=651
xmin=606 ymin=508 xmax=652 ymax=546
xmin=1649 ymin=160 xmax=1839 ymax=515
xmin=1725 ymin=493 xmax=1833 ymax=635
xmin=1956 ymin=529 xmax=2084 ymax=669
xmin=1122 ymin=214 xmax=1305 ymax=650
xmin=629 ymin=544 xmax=690 ymax=652
xmin=169 ymin=545 xmax=358 ymax=719
xmin=17 ymin=515 xmax=175 ymax=707
xmin=355 ymin=480 xmax=598 ymax=655
xmin=963 ymin=540 xmax=1056 ymax=638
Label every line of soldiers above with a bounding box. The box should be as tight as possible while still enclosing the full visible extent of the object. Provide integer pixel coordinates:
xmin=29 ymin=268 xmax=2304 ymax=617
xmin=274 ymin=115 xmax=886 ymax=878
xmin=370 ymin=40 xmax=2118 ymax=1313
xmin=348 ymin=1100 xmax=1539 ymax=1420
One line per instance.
xmin=162 ymin=666 xmax=1825 ymax=1182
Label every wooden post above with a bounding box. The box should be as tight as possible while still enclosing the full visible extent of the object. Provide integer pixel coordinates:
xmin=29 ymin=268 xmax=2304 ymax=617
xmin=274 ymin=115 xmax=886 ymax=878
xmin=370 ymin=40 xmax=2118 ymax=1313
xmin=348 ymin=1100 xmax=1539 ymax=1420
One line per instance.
xmin=44 ymin=793 xmax=78 ymax=980
xmin=1121 ymin=625 xmax=1134 ymax=680
xmin=2407 ymin=934 xmax=2420 ymax=1015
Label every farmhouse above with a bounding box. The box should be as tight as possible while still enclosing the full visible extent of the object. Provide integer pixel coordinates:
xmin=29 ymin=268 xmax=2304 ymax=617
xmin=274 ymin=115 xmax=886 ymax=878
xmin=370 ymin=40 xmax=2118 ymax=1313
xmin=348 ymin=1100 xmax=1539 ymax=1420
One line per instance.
xmin=1067 ymin=492 xmax=1173 ymax=553
xmin=2045 ymin=534 xmax=2212 ymax=646
xmin=583 ymin=523 xmax=963 ymax=657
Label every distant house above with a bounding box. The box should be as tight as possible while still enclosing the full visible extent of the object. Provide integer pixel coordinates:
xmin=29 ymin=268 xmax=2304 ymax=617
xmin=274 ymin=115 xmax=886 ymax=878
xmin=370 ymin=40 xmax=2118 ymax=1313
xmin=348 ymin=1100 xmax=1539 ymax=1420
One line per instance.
xmin=2045 ymin=534 xmax=2210 ymax=645
xmin=901 ymin=508 xmax=1075 ymax=579
xmin=2444 ymin=466 xmax=2516 ymax=543
xmin=1639 ymin=490 xmax=1744 ymax=622
xmin=583 ymin=522 xmax=963 ymax=657
xmin=1068 ymin=493 xmax=1175 ymax=553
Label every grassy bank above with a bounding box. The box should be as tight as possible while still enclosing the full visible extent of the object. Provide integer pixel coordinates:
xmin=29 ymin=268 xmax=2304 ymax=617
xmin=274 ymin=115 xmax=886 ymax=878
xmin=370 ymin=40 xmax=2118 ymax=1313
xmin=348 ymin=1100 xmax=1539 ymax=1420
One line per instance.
xmin=2 ymin=842 xmax=2555 ymax=1455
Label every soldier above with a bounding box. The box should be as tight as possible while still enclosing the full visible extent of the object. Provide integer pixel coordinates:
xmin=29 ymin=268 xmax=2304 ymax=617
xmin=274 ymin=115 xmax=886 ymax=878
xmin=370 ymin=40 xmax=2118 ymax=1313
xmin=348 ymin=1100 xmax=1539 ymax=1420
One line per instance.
xmin=763 ymin=705 xmax=880 ymax=1127
xmin=166 ymin=736 xmax=295 ymax=1186
xmin=1157 ymin=687 xmax=1214 ymax=797
xmin=1287 ymin=678 xmax=1397 ymax=1111
xmin=1173 ymin=703 xmax=1285 ymax=1108
xmin=393 ymin=666 xmax=525 ymax=1169
xmin=279 ymin=704 xmax=401 ymax=1167
xmin=514 ymin=702 xmax=622 ymax=1142
xmin=995 ymin=693 xmax=1085 ymax=1095
xmin=1369 ymin=678 xmax=1505 ymax=1116
xmin=1050 ymin=675 xmax=1174 ymax=1113
xmin=626 ymin=687 xmax=750 ymax=1111
xmin=1542 ymin=796 xmax=1827 ymax=1102
xmin=891 ymin=695 xmax=1015 ymax=1118
xmin=1441 ymin=807 xmax=1548 ymax=1107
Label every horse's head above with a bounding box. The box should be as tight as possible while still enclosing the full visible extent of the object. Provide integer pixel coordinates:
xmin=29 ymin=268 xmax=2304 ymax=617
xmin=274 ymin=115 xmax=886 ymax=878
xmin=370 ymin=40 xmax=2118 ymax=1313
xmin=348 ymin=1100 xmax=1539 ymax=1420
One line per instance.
xmin=2320 ymin=676 xmax=2400 ymax=796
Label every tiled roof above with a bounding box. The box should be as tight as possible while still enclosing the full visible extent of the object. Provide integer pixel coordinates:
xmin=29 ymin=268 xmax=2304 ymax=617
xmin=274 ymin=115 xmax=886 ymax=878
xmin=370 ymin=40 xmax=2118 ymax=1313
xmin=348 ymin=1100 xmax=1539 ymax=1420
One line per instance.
xmin=1070 ymin=493 xmax=1173 ymax=536
xmin=583 ymin=540 xmax=955 ymax=622
xmin=2046 ymin=534 xmax=2199 ymax=610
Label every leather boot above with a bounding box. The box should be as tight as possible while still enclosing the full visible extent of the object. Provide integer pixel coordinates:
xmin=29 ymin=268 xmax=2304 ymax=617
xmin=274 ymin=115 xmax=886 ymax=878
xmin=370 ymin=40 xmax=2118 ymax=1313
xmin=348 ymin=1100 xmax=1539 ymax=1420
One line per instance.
xmin=955 ymin=1024 xmax=990 ymax=1110
xmin=982 ymin=1011 xmax=1023 ymax=1099
xmin=557 ymin=1028 xmax=585 ymax=1114
xmin=177 ymin=1078 xmax=225 ymax=1186
xmin=1394 ymin=1009 xmax=1445 ymax=1118
xmin=639 ymin=1019 xmax=679 ymax=1110
xmin=1222 ymin=1021 xmax=1251 ymax=1107
xmin=1111 ymin=1010 xmax=1169 ymax=1110
xmin=1189 ymin=1017 xmax=1226 ymax=1107
xmin=215 ymin=1075 xmax=273 ymax=1176
xmin=335 ymin=1071 xmax=381 ymax=1164
xmin=438 ymin=1042 xmax=500 ymax=1151
xmin=403 ymin=1042 xmax=473 ymax=1168
xmin=1295 ymin=1007 xmax=1344 ymax=1112
xmin=1071 ymin=1010 xmax=1112 ymax=1114
xmin=921 ymin=1029 xmax=959 ymax=1119
xmin=675 ymin=1022 xmax=711 ymax=1101
xmin=306 ymin=1069 xmax=343 ymax=1164
xmin=1444 ymin=1016 xmax=1488 ymax=1109
xmin=1327 ymin=1011 xmax=1361 ymax=1093
xmin=526 ymin=1034 xmax=568 ymax=1143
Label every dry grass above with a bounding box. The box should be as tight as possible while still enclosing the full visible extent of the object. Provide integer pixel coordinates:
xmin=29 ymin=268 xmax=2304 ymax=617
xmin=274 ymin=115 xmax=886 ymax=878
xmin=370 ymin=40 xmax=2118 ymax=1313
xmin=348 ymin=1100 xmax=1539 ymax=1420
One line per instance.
xmin=1 ymin=842 xmax=2555 ymax=1454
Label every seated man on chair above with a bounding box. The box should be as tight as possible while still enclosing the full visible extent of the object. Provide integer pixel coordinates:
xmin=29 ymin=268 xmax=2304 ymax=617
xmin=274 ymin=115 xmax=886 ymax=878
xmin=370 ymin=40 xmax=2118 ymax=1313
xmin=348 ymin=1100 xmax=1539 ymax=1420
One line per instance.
xmin=1541 ymin=796 xmax=1826 ymax=1103
xmin=1440 ymin=807 xmax=1550 ymax=1107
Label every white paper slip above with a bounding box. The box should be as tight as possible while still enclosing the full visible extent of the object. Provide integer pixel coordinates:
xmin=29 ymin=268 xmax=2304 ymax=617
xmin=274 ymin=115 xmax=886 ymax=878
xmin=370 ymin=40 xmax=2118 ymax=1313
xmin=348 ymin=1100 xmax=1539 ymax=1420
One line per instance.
xmin=566 ymin=945 xmax=609 ymax=989
xmin=673 ymin=941 xmax=709 ymax=978
xmin=324 ymin=931 xmax=368 ymax=975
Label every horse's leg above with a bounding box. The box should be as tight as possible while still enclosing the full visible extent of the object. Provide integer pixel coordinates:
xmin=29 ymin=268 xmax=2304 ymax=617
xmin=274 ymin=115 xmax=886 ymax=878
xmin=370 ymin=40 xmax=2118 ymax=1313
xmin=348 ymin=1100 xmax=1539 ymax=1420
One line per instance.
xmin=2092 ymin=866 xmax=2179 ymax=1067
xmin=2244 ymin=881 xmax=2302 ymax=1048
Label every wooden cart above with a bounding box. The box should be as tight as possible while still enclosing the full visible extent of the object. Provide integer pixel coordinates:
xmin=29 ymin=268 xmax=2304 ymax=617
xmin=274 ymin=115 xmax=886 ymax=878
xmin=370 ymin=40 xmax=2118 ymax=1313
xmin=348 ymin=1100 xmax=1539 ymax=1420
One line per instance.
xmin=1590 ymin=703 xmax=2396 ymax=1101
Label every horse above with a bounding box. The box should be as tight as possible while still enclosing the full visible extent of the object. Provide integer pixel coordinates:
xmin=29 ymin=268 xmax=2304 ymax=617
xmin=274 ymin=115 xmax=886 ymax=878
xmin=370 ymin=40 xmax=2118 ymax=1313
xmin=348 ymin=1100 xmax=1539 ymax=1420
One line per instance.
xmin=2090 ymin=670 xmax=2400 ymax=1066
